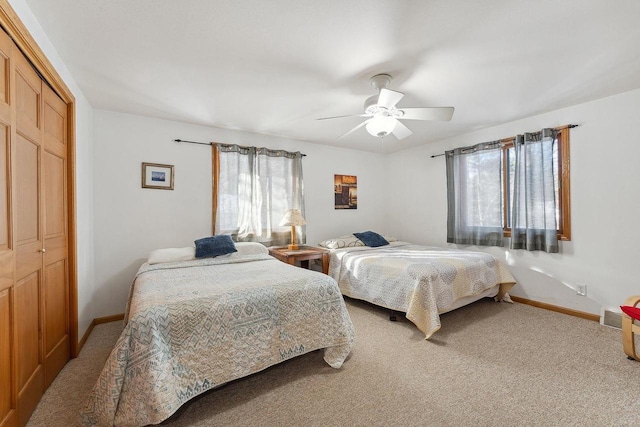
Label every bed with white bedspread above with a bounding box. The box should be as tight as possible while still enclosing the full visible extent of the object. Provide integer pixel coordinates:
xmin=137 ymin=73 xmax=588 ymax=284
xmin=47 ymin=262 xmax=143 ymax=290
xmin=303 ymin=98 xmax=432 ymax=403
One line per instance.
xmin=81 ymin=251 xmax=354 ymax=426
xmin=328 ymin=241 xmax=515 ymax=339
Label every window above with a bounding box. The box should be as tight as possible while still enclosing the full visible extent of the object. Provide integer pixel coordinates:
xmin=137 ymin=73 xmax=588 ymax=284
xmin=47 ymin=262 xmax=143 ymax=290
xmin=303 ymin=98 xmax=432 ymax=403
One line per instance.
xmin=212 ymin=144 xmax=305 ymax=246
xmin=503 ymin=127 xmax=571 ymax=241
xmin=446 ymin=141 xmax=504 ymax=247
xmin=446 ymin=125 xmax=572 ymax=249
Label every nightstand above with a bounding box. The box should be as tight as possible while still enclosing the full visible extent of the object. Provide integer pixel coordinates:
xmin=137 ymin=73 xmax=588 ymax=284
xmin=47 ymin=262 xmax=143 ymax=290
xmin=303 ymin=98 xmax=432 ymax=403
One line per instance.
xmin=268 ymin=245 xmax=330 ymax=274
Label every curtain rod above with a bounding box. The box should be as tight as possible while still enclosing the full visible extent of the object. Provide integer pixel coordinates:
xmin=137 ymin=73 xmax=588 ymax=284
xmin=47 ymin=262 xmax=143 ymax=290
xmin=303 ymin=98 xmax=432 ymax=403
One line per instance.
xmin=429 ymin=124 xmax=579 ymax=158
xmin=174 ymin=138 xmax=212 ymax=146
xmin=174 ymin=139 xmax=307 ymax=156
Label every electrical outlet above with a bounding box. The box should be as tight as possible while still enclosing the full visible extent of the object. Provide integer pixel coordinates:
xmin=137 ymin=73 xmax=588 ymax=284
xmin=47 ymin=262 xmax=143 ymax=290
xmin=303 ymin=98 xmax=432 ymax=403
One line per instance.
xmin=577 ymin=284 xmax=587 ymax=296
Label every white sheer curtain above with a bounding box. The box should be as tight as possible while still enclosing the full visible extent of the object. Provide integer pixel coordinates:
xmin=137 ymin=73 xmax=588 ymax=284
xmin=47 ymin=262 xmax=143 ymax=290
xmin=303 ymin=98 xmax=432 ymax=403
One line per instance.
xmin=510 ymin=128 xmax=559 ymax=253
xmin=214 ymin=144 xmax=305 ymax=246
xmin=446 ymin=141 xmax=504 ymax=246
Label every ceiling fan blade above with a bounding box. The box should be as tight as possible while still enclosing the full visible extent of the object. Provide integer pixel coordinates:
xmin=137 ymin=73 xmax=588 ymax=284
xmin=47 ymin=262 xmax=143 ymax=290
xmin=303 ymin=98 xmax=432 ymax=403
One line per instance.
xmin=392 ymin=119 xmax=413 ymax=140
xmin=378 ymin=88 xmax=404 ymax=110
xmin=338 ymin=119 xmax=371 ymax=139
xmin=316 ymin=113 xmax=369 ymax=121
xmin=398 ymin=107 xmax=455 ymax=121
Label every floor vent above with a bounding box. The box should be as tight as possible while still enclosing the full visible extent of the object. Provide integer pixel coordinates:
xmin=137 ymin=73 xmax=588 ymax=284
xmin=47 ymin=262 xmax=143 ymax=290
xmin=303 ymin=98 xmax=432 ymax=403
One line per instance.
xmin=602 ymin=310 xmax=622 ymax=330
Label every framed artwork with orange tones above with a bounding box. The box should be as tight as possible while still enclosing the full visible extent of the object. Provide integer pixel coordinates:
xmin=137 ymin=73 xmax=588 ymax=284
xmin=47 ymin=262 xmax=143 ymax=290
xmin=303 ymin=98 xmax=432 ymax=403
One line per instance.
xmin=334 ymin=174 xmax=357 ymax=209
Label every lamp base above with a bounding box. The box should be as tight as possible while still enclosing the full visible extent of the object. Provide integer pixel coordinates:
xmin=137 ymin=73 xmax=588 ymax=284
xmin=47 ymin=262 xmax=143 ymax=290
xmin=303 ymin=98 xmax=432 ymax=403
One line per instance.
xmin=287 ymin=244 xmax=300 ymax=251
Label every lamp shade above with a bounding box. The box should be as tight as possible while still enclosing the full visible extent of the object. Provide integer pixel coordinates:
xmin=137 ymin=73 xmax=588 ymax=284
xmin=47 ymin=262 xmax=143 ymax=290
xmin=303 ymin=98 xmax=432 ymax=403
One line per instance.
xmin=279 ymin=209 xmax=306 ymax=226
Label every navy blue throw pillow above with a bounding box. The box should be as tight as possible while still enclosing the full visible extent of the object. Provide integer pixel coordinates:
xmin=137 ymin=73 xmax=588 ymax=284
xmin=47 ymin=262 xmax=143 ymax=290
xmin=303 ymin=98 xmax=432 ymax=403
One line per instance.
xmin=194 ymin=235 xmax=237 ymax=258
xmin=353 ymin=231 xmax=389 ymax=247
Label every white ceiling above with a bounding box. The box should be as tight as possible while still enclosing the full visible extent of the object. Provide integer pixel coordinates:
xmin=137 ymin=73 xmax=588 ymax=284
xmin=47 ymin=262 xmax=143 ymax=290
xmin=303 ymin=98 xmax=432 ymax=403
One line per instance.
xmin=24 ymin=0 xmax=640 ymax=153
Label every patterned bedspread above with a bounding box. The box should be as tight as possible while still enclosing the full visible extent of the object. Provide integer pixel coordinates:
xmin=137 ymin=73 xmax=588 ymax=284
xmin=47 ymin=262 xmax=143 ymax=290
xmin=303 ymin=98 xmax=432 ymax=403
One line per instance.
xmin=81 ymin=254 xmax=354 ymax=427
xmin=329 ymin=242 xmax=515 ymax=339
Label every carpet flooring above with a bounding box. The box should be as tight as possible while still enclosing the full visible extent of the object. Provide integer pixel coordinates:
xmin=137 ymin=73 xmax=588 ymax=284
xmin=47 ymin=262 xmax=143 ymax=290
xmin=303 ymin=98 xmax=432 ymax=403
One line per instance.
xmin=27 ymin=298 xmax=640 ymax=426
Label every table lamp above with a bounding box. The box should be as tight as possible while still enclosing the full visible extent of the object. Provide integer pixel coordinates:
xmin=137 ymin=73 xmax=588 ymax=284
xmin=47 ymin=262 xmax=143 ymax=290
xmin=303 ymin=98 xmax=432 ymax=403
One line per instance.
xmin=279 ymin=209 xmax=306 ymax=250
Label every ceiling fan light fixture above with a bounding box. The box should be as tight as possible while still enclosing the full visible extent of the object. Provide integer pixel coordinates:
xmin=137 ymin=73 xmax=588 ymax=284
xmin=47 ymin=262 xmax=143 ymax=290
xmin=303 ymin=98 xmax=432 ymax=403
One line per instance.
xmin=316 ymin=73 xmax=454 ymax=141
xmin=366 ymin=114 xmax=396 ymax=138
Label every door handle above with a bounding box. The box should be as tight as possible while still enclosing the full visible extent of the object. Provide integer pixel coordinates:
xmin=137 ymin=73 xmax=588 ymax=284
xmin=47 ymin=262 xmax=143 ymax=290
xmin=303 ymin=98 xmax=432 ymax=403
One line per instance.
xmin=39 ymin=248 xmax=46 ymax=253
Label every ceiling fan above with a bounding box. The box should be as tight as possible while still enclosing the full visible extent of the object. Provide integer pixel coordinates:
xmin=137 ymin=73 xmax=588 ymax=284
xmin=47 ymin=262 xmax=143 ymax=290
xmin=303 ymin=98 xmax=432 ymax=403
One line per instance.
xmin=317 ymin=73 xmax=454 ymax=140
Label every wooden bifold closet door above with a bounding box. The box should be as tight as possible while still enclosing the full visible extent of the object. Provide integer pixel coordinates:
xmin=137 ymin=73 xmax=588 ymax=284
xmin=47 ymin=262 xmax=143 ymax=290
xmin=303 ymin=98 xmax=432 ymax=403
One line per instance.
xmin=0 ymin=24 xmax=69 ymax=427
xmin=0 ymin=23 xmax=15 ymax=427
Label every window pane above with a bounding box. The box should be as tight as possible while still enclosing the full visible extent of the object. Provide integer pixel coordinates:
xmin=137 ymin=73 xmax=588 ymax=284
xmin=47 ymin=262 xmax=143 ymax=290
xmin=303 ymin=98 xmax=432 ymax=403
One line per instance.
xmin=505 ymin=140 xmax=560 ymax=231
xmin=458 ymin=149 xmax=503 ymax=228
xmin=500 ymin=128 xmax=570 ymax=239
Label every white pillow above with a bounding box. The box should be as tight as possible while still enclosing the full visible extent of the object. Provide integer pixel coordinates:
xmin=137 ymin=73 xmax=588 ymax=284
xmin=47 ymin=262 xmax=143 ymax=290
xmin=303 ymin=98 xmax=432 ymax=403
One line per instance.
xmin=318 ymin=235 xmax=365 ymax=249
xmin=318 ymin=234 xmax=398 ymax=249
xmin=234 ymin=242 xmax=269 ymax=255
xmin=148 ymin=246 xmax=195 ymax=264
xmin=148 ymin=242 xmax=268 ymax=264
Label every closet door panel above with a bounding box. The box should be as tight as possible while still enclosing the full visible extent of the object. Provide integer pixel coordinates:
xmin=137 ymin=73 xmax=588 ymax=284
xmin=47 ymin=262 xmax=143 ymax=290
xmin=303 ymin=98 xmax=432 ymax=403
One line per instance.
xmin=0 ymin=119 xmax=13 ymax=427
xmin=14 ymin=50 xmax=43 ymax=427
xmin=13 ymin=130 xmax=43 ymax=419
xmin=0 ymin=28 xmax=10 ymax=257
xmin=43 ymin=258 xmax=67 ymax=387
xmin=0 ymin=57 xmax=6 ymax=105
xmin=43 ymin=95 xmax=65 ymax=155
xmin=43 ymin=142 xmax=64 ymax=238
xmin=14 ymin=134 xmax=39 ymax=246
xmin=0 ymin=112 xmax=11 ymax=293
xmin=43 ymin=260 xmax=65 ymax=354
xmin=0 ymin=123 xmax=10 ymax=251
xmin=14 ymin=274 xmax=39 ymax=391
xmin=15 ymin=273 xmax=43 ymax=426
xmin=42 ymin=85 xmax=68 ymax=388
xmin=13 ymin=135 xmax=42 ymax=390
xmin=0 ymin=27 xmax=14 ymax=427
xmin=0 ymin=288 xmax=12 ymax=425
xmin=14 ymin=134 xmax=41 ymax=285
xmin=14 ymin=70 xmax=39 ymax=145
xmin=0 ymin=28 xmax=11 ymax=118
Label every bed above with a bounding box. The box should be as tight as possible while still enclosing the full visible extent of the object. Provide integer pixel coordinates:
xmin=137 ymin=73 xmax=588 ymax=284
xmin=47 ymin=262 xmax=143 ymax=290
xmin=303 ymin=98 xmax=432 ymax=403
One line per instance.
xmin=81 ymin=242 xmax=354 ymax=427
xmin=322 ymin=235 xmax=515 ymax=339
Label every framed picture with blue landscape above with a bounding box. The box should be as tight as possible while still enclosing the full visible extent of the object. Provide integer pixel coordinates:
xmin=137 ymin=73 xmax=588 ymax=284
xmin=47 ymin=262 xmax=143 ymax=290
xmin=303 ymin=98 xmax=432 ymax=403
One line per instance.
xmin=142 ymin=162 xmax=174 ymax=190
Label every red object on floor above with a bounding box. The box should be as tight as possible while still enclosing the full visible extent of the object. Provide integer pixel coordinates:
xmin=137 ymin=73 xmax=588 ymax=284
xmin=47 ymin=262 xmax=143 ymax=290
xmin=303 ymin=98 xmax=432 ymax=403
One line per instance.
xmin=621 ymin=305 xmax=640 ymax=321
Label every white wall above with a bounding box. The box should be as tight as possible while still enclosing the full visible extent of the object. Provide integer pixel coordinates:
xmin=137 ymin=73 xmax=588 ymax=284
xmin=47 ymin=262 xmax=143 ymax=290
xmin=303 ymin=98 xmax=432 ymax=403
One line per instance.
xmin=95 ymin=87 xmax=640 ymax=318
xmin=387 ymin=88 xmax=640 ymax=315
xmin=93 ymin=110 xmax=388 ymax=316
xmin=15 ymin=0 xmax=639 ymax=323
xmin=8 ymin=0 xmax=96 ymax=341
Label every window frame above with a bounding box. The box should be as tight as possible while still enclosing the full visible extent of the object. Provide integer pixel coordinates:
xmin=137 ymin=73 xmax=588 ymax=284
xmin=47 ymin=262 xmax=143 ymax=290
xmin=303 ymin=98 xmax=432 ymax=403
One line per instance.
xmin=501 ymin=126 xmax=571 ymax=241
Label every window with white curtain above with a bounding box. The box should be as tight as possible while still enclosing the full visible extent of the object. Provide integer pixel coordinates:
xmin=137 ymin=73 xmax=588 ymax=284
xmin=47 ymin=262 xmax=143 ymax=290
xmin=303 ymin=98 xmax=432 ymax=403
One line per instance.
xmin=504 ymin=127 xmax=571 ymax=242
xmin=446 ymin=140 xmax=505 ymax=246
xmin=509 ymin=129 xmax=560 ymax=252
xmin=446 ymin=126 xmax=572 ymax=252
xmin=213 ymin=143 xmax=305 ymax=246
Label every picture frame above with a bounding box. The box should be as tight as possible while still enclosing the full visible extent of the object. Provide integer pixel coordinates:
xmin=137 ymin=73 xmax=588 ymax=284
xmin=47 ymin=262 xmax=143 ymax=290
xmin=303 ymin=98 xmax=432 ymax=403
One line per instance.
xmin=142 ymin=162 xmax=174 ymax=190
xmin=334 ymin=174 xmax=357 ymax=209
